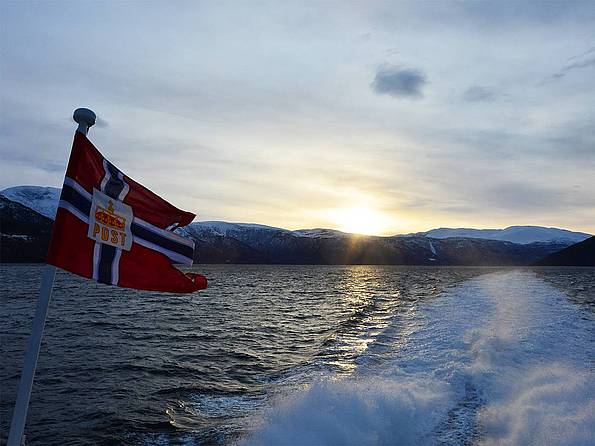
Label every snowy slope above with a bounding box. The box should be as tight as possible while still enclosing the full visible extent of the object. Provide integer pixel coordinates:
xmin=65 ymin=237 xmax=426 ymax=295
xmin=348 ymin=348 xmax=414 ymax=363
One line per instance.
xmin=182 ymin=221 xmax=290 ymax=237
xmin=0 ymin=186 xmax=61 ymax=219
xmin=292 ymin=228 xmax=349 ymax=238
xmin=410 ymin=226 xmax=591 ymax=245
xmin=182 ymin=221 xmax=349 ymax=239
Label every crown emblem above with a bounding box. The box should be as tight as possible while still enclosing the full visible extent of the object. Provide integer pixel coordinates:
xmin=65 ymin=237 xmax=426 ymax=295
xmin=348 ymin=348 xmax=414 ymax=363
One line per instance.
xmin=95 ymin=200 xmax=126 ymax=230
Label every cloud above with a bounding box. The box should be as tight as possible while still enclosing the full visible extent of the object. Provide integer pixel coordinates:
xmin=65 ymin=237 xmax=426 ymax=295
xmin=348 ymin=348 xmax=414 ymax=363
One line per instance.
xmin=481 ymin=181 xmax=583 ymax=212
xmin=462 ymin=86 xmax=498 ymax=102
xmin=0 ymin=152 xmax=65 ymax=173
xmin=552 ymin=56 xmax=595 ymax=80
xmin=565 ymin=45 xmax=595 ymax=63
xmin=371 ymin=66 xmax=427 ymax=98
xmin=1 ymin=2 xmax=595 ymax=233
xmin=94 ymin=117 xmax=109 ymax=128
xmin=549 ymin=46 xmax=595 ymax=80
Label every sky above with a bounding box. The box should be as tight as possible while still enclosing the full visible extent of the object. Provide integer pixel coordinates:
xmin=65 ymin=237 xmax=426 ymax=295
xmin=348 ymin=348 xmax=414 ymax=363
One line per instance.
xmin=1 ymin=0 xmax=594 ymax=235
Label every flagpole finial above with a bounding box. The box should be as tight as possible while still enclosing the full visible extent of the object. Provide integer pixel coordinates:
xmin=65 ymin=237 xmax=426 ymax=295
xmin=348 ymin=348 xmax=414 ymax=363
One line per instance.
xmin=73 ymin=108 xmax=96 ymax=135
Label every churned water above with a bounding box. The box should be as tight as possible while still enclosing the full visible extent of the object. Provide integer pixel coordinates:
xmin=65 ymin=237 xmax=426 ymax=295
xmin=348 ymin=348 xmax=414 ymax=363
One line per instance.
xmin=1 ymin=265 xmax=593 ymax=445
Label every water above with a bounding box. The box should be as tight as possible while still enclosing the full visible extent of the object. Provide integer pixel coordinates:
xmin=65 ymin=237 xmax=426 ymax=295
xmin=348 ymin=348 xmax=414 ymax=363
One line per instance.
xmin=1 ymin=265 xmax=593 ymax=445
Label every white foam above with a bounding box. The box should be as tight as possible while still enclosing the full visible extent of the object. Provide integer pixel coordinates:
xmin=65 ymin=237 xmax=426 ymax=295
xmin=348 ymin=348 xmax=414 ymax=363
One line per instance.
xmin=240 ymin=377 xmax=450 ymax=446
xmin=462 ymin=271 xmax=595 ymax=446
xmin=477 ymin=364 xmax=594 ymax=446
xmin=239 ymin=271 xmax=595 ymax=445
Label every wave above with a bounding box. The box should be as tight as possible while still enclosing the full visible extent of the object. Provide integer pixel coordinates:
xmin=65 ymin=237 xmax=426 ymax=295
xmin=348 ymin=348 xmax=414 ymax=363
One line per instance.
xmin=238 ymin=271 xmax=595 ymax=446
xmin=477 ymin=363 xmax=593 ymax=446
xmin=239 ymin=376 xmax=450 ymax=446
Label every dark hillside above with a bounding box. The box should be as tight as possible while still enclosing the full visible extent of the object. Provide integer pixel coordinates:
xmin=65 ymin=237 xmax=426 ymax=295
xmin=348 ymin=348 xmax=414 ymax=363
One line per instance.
xmin=0 ymin=196 xmax=53 ymax=262
xmin=535 ymin=237 xmax=595 ymax=266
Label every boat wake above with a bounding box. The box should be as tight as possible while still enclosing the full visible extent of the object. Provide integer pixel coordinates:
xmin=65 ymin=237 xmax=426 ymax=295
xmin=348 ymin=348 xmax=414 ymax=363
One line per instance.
xmin=239 ymin=270 xmax=595 ymax=446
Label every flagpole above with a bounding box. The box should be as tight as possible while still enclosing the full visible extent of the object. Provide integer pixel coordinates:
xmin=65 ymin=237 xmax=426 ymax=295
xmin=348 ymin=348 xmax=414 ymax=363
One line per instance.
xmin=7 ymin=108 xmax=96 ymax=446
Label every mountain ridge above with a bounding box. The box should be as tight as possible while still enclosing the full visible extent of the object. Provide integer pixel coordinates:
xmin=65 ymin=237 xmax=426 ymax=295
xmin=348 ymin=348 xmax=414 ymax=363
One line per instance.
xmin=179 ymin=221 xmax=569 ymax=265
xmin=0 ymin=185 xmax=590 ymax=265
xmin=405 ymin=225 xmax=591 ymax=245
xmin=1 ymin=185 xmax=590 ymax=245
xmin=0 ymin=194 xmax=573 ymax=265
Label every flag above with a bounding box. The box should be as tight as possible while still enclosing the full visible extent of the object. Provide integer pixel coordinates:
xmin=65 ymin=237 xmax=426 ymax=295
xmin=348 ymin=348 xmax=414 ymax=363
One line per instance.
xmin=47 ymin=132 xmax=207 ymax=293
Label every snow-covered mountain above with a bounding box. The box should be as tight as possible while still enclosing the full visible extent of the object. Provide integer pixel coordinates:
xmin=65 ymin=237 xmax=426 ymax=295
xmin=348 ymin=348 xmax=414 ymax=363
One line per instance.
xmin=180 ymin=221 xmax=349 ymax=239
xmin=1 ymin=186 xmax=589 ymax=246
xmin=0 ymin=185 xmax=591 ymax=266
xmin=408 ymin=226 xmax=591 ymax=245
xmin=0 ymin=186 xmax=60 ymax=219
xmin=179 ymin=221 xmax=569 ymax=265
xmin=181 ymin=221 xmax=291 ymax=237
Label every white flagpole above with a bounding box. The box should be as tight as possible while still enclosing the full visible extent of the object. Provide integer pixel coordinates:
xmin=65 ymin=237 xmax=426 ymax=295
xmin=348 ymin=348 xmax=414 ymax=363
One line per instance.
xmin=7 ymin=108 xmax=96 ymax=446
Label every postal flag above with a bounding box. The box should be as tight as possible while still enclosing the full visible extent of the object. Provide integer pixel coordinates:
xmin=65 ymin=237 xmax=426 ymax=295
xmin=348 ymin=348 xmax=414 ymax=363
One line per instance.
xmin=47 ymin=132 xmax=207 ymax=293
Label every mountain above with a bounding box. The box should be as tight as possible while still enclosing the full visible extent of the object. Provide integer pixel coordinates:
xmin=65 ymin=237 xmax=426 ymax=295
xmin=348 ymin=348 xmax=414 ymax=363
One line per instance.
xmin=180 ymin=221 xmax=568 ymax=266
xmin=0 ymin=185 xmax=60 ymax=219
xmin=408 ymin=225 xmax=591 ymax=245
xmin=0 ymin=185 xmax=587 ymax=266
xmin=0 ymin=196 xmax=53 ymax=262
xmin=535 ymin=236 xmax=595 ymax=266
xmin=2 ymin=186 xmax=589 ymax=244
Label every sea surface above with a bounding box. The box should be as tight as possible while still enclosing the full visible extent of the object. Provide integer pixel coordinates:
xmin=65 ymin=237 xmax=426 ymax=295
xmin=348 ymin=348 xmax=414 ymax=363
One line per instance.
xmin=1 ymin=265 xmax=594 ymax=445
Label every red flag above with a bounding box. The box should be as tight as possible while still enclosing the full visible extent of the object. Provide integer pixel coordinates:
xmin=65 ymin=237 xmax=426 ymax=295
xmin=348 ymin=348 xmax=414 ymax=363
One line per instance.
xmin=47 ymin=132 xmax=207 ymax=293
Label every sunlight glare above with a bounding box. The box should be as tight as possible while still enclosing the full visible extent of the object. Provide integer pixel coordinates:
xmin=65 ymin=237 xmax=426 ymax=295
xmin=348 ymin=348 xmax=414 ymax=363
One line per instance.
xmin=333 ymin=206 xmax=391 ymax=236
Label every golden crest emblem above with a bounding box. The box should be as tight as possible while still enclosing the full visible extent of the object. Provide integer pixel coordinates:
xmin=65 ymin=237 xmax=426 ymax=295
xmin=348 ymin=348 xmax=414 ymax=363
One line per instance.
xmin=88 ymin=189 xmax=133 ymax=251
xmin=94 ymin=199 xmax=126 ymax=230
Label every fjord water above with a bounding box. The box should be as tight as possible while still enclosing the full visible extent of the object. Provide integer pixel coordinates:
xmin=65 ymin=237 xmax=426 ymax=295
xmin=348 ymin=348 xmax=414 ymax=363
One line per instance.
xmin=1 ymin=266 xmax=593 ymax=445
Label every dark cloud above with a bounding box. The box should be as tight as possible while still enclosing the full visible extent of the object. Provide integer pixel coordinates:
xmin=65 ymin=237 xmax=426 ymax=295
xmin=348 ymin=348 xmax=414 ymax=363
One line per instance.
xmin=462 ymin=86 xmax=498 ymax=103
xmin=371 ymin=66 xmax=427 ymax=98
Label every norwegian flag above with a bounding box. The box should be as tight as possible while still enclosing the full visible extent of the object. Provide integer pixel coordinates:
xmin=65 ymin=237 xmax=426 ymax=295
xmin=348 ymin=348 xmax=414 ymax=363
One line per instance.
xmin=47 ymin=132 xmax=207 ymax=293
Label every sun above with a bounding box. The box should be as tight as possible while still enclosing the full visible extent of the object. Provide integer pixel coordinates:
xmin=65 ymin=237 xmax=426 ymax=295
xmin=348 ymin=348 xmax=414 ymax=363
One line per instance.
xmin=333 ymin=206 xmax=390 ymax=236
